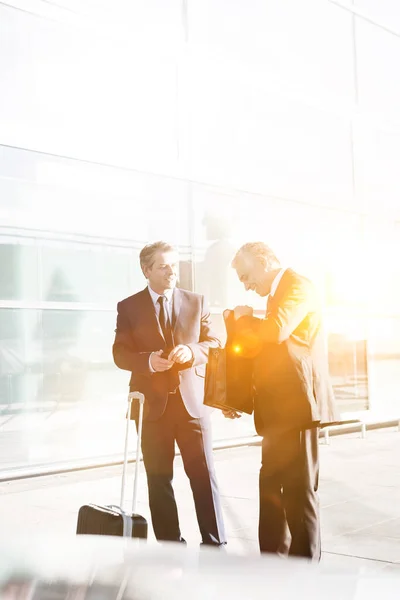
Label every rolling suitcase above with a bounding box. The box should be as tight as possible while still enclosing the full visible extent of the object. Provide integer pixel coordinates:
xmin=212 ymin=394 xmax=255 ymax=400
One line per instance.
xmin=76 ymin=391 xmax=148 ymax=539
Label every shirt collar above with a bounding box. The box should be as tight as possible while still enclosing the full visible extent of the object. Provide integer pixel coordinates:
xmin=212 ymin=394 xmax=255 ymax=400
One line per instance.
xmin=269 ymin=268 xmax=286 ymax=298
xmin=148 ymin=285 xmax=174 ymax=305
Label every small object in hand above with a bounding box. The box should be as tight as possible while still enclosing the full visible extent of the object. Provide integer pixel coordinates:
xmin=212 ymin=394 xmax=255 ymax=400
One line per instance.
xmin=233 ymin=305 xmax=253 ymax=320
xmin=167 ymin=345 xmax=193 ymax=364
xmin=222 ymin=409 xmax=242 ymax=419
xmin=150 ymin=350 xmax=174 ymax=372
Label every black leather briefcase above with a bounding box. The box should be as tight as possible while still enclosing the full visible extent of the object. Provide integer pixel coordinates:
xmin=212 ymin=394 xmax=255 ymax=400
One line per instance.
xmin=204 ymin=310 xmax=254 ymax=415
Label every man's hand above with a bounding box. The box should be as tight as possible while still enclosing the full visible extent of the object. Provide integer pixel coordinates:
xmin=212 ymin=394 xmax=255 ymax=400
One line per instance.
xmin=168 ymin=345 xmax=193 ymax=364
xmin=233 ymin=305 xmax=253 ymax=320
xmin=150 ymin=350 xmax=174 ymax=372
xmin=222 ymin=409 xmax=242 ymax=419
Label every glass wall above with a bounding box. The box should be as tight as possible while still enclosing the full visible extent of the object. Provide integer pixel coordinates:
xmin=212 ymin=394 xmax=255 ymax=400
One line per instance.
xmin=0 ymin=141 xmax=195 ymax=474
xmin=1 ymin=0 xmax=400 ymax=475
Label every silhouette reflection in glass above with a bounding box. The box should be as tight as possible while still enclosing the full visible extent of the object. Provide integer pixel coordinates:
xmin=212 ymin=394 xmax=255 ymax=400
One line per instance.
xmin=177 ymin=259 xmax=193 ymax=292
xmin=199 ymin=211 xmax=237 ymax=309
xmin=39 ymin=269 xmax=85 ymax=405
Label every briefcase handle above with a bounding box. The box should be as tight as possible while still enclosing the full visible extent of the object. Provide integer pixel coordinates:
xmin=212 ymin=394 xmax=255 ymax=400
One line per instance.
xmin=120 ymin=392 xmax=145 ymax=515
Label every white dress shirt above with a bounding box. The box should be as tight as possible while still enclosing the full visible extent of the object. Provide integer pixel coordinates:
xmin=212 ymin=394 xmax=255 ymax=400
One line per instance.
xmin=269 ymin=268 xmax=286 ymax=298
xmin=147 ymin=285 xmax=174 ymax=322
xmin=147 ymin=286 xmax=194 ymax=372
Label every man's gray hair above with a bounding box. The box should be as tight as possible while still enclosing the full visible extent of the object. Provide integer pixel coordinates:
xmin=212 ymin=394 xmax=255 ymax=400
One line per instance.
xmin=139 ymin=241 xmax=176 ymax=275
xmin=232 ymin=242 xmax=280 ymax=271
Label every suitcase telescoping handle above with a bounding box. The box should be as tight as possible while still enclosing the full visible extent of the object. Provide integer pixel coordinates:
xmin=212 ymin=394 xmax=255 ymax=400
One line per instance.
xmin=120 ymin=392 xmax=145 ymax=515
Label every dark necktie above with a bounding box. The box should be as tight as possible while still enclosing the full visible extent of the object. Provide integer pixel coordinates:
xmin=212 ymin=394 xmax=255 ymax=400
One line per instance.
xmin=157 ymin=295 xmax=178 ymax=392
xmin=158 ymin=295 xmax=174 ymax=349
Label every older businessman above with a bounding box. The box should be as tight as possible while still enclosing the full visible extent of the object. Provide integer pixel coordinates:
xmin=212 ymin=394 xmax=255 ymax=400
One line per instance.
xmin=226 ymin=241 xmax=338 ymax=560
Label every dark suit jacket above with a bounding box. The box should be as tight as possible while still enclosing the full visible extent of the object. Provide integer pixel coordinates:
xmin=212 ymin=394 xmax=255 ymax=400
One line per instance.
xmin=234 ymin=269 xmax=339 ymax=434
xmin=112 ymin=287 xmax=221 ymax=421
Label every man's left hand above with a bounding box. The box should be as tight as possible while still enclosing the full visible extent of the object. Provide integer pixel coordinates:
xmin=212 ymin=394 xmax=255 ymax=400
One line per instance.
xmin=233 ymin=305 xmax=253 ymax=320
xmin=168 ymin=345 xmax=193 ymax=364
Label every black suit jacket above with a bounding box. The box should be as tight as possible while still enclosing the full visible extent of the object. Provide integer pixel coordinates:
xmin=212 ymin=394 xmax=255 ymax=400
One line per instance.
xmin=112 ymin=287 xmax=221 ymax=421
xmin=234 ymin=269 xmax=339 ymax=434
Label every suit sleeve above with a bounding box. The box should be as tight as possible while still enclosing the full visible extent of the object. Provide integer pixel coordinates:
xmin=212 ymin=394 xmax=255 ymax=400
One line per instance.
xmin=235 ymin=280 xmax=315 ymax=351
xmin=186 ymin=296 xmax=221 ymax=366
xmin=112 ymin=302 xmax=152 ymax=375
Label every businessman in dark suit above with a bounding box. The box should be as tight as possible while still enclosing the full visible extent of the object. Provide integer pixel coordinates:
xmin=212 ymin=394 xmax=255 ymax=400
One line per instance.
xmin=113 ymin=241 xmax=226 ymax=547
xmin=225 ymin=242 xmax=338 ymax=560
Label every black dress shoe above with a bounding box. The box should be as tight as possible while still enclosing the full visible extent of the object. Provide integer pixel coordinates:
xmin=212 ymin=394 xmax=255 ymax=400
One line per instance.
xmin=200 ymin=542 xmax=226 ymax=549
xmin=159 ymin=537 xmax=186 ymax=546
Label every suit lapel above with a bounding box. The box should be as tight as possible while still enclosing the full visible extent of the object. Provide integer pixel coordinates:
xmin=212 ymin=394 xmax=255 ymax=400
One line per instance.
xmin=172 ymin=287 xmax=182 ymax=333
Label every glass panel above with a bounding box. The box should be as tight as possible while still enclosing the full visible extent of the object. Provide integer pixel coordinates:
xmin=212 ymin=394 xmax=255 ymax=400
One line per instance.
xmin=188 ymin=0 xmax=354 ymax=106
xmin=367 ymin=317 xmax=400 ymax=417
xmin=362 ymin=218 xmax=400 ymax=416
xmin=0 ymin=144 xmax=37 ymax=180
xmin=353 ymin=118 xmax=400 ymax=219
xmin=0 ymin=145 xmax=191 ymax=243
xmin=356 ymin=16 xmax=400 ymax=118
xmin=0 ymin=3 xmax=181 ymax=171
xmin=187 ymin=80 xmax=354 ymax=209
xmin=355 ymin=0 xmax=400 ymax=34
xmin=186 ymin=0 xmax=355 ymax=210
xmin=0 ymin=308 xmax=128 ymax=473
xmin=361 ymin=217 xmax=400 ymax=313
xmin=0 ymin=308 xmax=38 ymax=413
xmin=0 ymin=239 xmax=38 ymax=301
xmin=326 ymin=320 xmax=369 ymax=414
xmin=40 ymin=243 xmax=136 ymax=305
